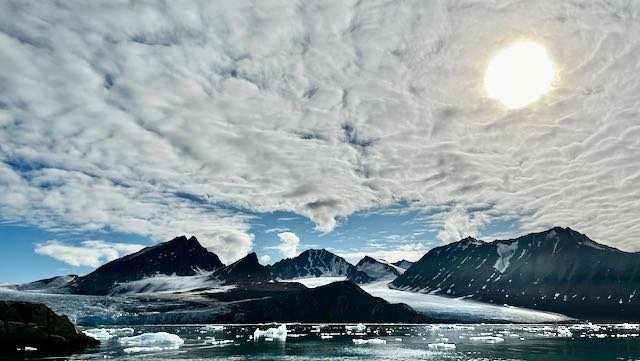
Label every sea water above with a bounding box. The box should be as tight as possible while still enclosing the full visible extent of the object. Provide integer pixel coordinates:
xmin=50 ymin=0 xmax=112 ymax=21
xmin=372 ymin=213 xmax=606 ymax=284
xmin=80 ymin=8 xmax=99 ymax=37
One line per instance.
xmin=11 ymin=323 xmax=640 ymax=361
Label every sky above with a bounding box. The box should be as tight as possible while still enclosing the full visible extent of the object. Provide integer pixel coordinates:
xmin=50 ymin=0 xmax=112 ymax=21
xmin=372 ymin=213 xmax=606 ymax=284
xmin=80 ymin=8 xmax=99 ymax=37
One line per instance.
xmin=1 ymin=1 xmax=639 ymax=282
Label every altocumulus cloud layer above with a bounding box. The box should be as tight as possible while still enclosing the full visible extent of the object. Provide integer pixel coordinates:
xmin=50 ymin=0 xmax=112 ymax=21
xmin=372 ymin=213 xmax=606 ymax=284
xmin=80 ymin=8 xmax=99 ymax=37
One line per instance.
xmin=0 ymin=0 xmax=639 ymax=262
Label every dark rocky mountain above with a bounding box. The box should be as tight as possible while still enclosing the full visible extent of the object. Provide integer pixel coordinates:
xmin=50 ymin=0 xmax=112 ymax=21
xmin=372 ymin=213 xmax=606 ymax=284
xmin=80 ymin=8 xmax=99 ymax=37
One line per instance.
xmin=391 ymin=227 xmax=640 ymax=320
xmin=69 ymin=236 xmax=224 ymax=295
xmin=347 ymin=256 xmax=403 ymax=284
xmin=211 ymin=252 xmax=273 ymax=285
xmin=393 ymin=260 xmax=414 ymax=269
xmin=222 ymin=281 xmax=432 ymax=323
xmin=0 ymin=300 xmax=99 ymax=356
xmin=267 ymin=249 xmax=355 ymax=279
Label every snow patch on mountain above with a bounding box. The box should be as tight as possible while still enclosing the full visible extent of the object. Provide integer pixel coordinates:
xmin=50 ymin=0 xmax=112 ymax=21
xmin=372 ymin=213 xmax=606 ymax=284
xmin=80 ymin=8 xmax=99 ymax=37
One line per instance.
xmin=107 ymin=273 xmax=235 ymax=295
xmin=493 ymin=241 xmax=518 ymax=273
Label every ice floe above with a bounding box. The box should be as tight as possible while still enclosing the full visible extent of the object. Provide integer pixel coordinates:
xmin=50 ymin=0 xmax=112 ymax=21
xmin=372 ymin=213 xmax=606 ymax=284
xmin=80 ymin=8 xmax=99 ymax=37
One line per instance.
xmin=345 ymin=323 xmax=366 ymax=333
xmin=352 ymin=338 xmax=386 ymax=344
xmin=118 ymin=332 xmax=184 ymax=352
xmin=428 ymin=343 xmax=456 ymax=350
xmin=253 ymin=324 xmax=287 ymax=341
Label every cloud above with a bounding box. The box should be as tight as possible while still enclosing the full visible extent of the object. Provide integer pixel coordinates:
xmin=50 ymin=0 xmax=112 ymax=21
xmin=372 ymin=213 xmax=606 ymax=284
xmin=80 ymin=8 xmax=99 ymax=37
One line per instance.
xmin=34 ymin=240 xmax=145 ymax=268
xmin=259 ymin=255 xmax=271 ymax=265
xmin=264 ymin=227 xmax=289 ymax=234
xmin=277 ymin=231 xmax=300 ymax=258
xmin=0 ymin=0 xmax=638 ymax=260
xmin=437 ymin=207 xmax=490 ymax=244
xmin=336 ymin=243 xmax=431 ymax=265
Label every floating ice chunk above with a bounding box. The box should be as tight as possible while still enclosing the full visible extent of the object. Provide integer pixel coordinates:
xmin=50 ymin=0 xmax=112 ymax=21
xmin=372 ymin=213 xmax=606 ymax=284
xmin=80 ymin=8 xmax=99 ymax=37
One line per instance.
xmin=569 ymin=323 xmax=601 ymax=332
xmin=320 ymin=334 xmax=333 ymax=339
xmin=205 ymin=337 xmax=234 ymax=346
xmin=119 ymin=332 xmax=184 ymax=352
xmin=352 ymin=338 xmax=386 ymax=345
xmin=556 ymin=326 xmax=573 ymax=337
xmin=469 ymin=336 xmax=504 ymax=343
xmin=345 ymin=323 xmax=366 ymax=333
xmin=84 ymin=327 xmax=134 ymax=340
xmin=83 ymin=329 xmax=112 ymax=340
xmin=428 ymin=343 xmax=456 ymax=350
xmin=202 ymin=325 xmax=224 ymax=332
xmin=613 ymin=323 xmax=640 ymax=330
xmin=254 ymin=324 xmax=287 ymax=341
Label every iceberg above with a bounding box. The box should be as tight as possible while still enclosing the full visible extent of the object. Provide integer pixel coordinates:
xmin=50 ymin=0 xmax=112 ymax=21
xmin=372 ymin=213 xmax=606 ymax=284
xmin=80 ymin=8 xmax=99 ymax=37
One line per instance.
xmin=469 ymin=336 xmax=505 ymax=343
xmin=345 ymin=323 xmax=366 ymax=333
xmin=253 ymin=324 xmax=287 ymax=341
xmin=428 ymin=343 xmax=456 ymax=350
xmin=352 ymin=338 xmax=386 ymax=344
xmin=119 ymin=332 xmax=184 ymax=352
xmin=84 ymin=327 xmax=134 ymax=340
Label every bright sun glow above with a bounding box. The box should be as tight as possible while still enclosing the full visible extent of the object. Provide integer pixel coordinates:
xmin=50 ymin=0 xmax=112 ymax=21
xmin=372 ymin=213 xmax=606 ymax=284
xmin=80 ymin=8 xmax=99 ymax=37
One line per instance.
xmin=484 ymin=40 xmax=556 ymax=109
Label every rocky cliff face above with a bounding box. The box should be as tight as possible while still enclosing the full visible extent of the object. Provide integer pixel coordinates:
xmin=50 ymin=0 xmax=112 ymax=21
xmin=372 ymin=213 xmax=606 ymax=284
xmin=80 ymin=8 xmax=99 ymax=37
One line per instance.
xmin=0 ymin=300 xmax=99 ymax=356
xmin=391 ymin=227 xmax=640 ymax=320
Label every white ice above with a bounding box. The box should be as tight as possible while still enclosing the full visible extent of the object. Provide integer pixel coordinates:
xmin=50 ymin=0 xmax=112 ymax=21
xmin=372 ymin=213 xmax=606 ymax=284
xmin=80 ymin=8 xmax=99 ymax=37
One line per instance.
xmin=345 ymin=323 xmax=366 ymax=333
xmin=118 ymin=332 xmax=184 ymax=352
xmin=84 ymin=327 xmax=134 ymax=340
xmin=352 ymin=338 xmax=386 ymax=344
xmin=361 ymin=281 xmax=572 ymax=323
xmin=428 ymin=343 xmax=456 ymax=350
xmin=253 ymin=324 xmax=287 ymax=341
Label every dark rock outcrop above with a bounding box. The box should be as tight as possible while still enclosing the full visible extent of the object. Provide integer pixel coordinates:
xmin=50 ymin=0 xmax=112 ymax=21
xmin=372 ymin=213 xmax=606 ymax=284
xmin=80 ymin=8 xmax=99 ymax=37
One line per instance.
xmin=0 ymin=300 xmax=98 ymax=356
xmin=69 ymin=236 xmax=224 ymax=295
xmin=211 ymin=252 xmax=273 ymax=285
xmin=268 ymin=249 xmax=355 ymax=279
xmin=391 ymin=227 xmax=640 ymax=320
xmin=224 ymin=281 xmax=432 ymax=323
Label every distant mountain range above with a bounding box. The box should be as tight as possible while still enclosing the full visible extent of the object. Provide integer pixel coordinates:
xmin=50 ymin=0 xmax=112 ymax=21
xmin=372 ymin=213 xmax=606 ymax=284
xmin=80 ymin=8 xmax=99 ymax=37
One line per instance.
xmin=391 ymin=227 xmax=640 ymax=320
xmin=8 ymin=226 xmax=640 ymax=322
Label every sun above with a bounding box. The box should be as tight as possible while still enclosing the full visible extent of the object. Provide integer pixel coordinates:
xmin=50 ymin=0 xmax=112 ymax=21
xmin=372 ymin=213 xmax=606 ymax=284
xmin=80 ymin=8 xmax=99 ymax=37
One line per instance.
xmin=484 ymin=40 xmax=556 ymax=109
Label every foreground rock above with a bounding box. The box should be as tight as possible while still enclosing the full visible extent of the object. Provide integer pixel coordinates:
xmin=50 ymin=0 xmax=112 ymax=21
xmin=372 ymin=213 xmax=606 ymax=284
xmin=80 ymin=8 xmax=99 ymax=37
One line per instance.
xmin=0 ymin=300 xmax=99 ymax=356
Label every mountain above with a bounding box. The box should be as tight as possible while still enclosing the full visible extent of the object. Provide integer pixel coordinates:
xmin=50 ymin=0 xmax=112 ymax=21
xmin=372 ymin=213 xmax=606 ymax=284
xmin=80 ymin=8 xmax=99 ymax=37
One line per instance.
xmin=69 ymin=236 xmax=224 ymax=295
xmin=391 ymin=227 xmax=640 ymax=320
xmin=347 ymin=256 xmax=404 ymax=284
xmin=267 ymin=249 xmax=355 ymax=279
xmin=393 ymin=260 xmax=414 ymax=269
xmin=210 ymin=252 xmax=273 ymax=285
xmin=15 ymin=275 xmax=78 ymax=293
xmin=222 ymin=281 xmax=432 ymax=323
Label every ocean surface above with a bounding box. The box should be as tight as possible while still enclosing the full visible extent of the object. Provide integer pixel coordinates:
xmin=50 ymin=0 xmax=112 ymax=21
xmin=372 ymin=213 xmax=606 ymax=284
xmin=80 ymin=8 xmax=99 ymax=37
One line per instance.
xmin=11 ymin=323 xmax=640 ymax=361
